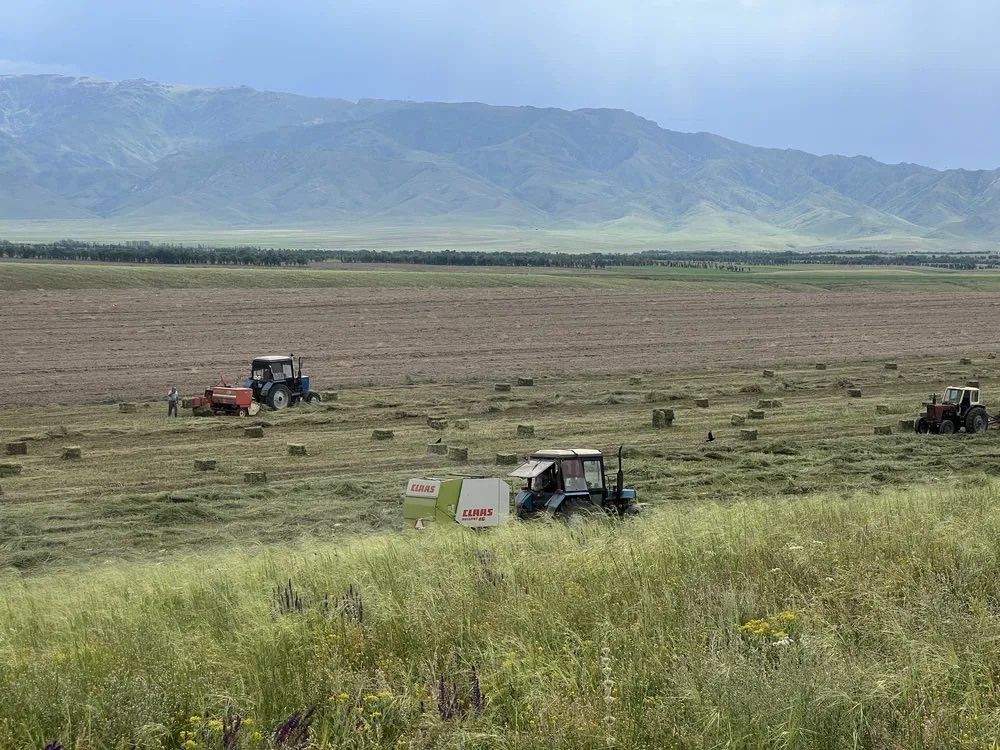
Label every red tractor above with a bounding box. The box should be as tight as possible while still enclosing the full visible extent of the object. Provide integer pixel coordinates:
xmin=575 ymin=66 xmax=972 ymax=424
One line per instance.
xmin=914 ymin=386 xmax=992 ymax=434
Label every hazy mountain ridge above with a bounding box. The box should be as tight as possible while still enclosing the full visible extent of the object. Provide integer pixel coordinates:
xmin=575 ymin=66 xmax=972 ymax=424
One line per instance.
xmin=2 ymin=74 xmax=999 ymax=246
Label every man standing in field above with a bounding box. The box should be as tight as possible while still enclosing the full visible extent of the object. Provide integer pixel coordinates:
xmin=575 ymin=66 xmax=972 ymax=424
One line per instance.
xmin=167 ymin=386 xmax=179 ymax=417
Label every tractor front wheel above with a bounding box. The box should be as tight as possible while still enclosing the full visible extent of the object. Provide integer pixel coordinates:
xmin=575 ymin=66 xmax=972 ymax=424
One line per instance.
xmin=304 ymin=391 xmax=321 ymax=405
xmin=966 ymin=407 xmax=988 ymax=434
xmin=939 ymin=420 xmax=956 ymax=435
xmin=267 ymin=385 xmax=291 ymax=410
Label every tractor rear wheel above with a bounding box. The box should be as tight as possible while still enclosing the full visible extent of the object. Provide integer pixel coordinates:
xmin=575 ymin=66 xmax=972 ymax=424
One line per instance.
xmin=267 ymin=385 xmax=291 ymax=410
xmin=966 ymin=407 xmax=989 ymax=434
xmin=939 ymin=420 xmax=956 ymax=435
xmin=304 ymin=391 xmax=321 ymax=405
xmin=914 ymin=417 xmax=930 ymax=434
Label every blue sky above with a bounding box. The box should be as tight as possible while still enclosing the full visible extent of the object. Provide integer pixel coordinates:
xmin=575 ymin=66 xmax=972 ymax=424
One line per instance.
xmin=1 ymin=0 xmax=998 ymax=169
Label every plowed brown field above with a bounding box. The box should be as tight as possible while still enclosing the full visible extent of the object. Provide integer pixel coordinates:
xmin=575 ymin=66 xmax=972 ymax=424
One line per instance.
xmin=7 ymin=286 xmax=1000 ymax=405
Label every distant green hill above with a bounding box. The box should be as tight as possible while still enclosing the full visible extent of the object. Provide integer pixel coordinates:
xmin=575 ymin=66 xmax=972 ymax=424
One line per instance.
xmin=2 ymin=74 xmax=999 ymax=248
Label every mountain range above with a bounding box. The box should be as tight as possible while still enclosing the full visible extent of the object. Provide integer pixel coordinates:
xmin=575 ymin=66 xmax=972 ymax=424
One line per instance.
xmin=2 ymin=74 xmax=999 ymax=249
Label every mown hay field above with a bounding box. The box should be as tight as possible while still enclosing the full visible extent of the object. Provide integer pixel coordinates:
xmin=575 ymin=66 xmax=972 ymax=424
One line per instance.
xmin=6 ymin=260 xmax=1000 ymax=748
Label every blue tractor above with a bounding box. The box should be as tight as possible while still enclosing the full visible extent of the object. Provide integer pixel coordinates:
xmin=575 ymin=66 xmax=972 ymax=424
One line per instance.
xmin=508 ymin=447 xmax=639 ymax=518
xmin=243 ymin=354 xmax=321 ymax=410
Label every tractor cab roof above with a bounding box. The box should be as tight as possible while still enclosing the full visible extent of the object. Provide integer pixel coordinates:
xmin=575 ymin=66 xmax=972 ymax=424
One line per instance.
xmin=252 ymin=355 xmax=294 ymax=363
xmin=528 ymin=448 xmax=603 ymax=459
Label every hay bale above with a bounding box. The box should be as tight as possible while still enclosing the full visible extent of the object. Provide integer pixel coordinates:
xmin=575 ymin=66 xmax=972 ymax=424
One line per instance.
xmin=874 ymin=425 xmax=892 ymax=435
xmin=494 ymin=383 xmax=512 ymax=393
xmin=747 ymin=409 xmax=765 ymax=420
xmin=961 ymin=358 xmax=973 ymax=365
xmin=516 ymin=424 xmax=535 ymax=437
xmin=900 ymin=418 xmax=916 ymax=430
xmin=875 ymin=404 xmax=890 ymax=414
xmin=695 ymin=398 xmax=709 ymax=408
xmin=496 ymin=452 xmax=519 ymax=465
xmin=815 ymin=363 xmax=827 ymax=370
xmin=372 ymin=429 xmax=394 ymax=440
xmin=4 ymin=441 xmax=27 ymax=456
xmin=628 ymin=376 xmax=643 ymax=385
xmin=644 ymin=390 xmax=667 ymax=403
xmin=989 ymin=353 xmax=997 ymax=360
xmin=244 ymin=426 xmax=264 ymax=438
xmin=0 ymin=462 xmax=23 ymax=477
xmin=427 ymin=417 xmax=449 ymax=430
xmin=61 ymin=446 xmax=82 ymax=460
xmin=884 ymin=362 xmax=898 ymax=370
xmin=516 ymin=376 xmax=534 ymax=386
xmin=967 ymin=380 xmax=981 ymax=388
xmin=740 ymin=429 xmax=758 ymax=441
xmin=652 ymin=408 xmax=675 ymax=428
xmin=194 ymin=458 xmax=217 ymax=471
xmin=763 ymin=369 xmax=775 ymax=377
xmin=847 ymin=388 xmax=863 ymax=398
xmin=453 ymin=419 xmax=469 ymax=430
xmin=287 ymin=443 xmax=307 ymax=456
xmin=757 ymin=399 xmax=783 ymax=408
xmin=447 ymin=446 xmax=469 ymax=462
xmin=427 ymin=442 xmax=448 ymax=455
xmin=244 ymin=470 xmax=267 ymax=484
xmin=730 ymin=414 xmax=746 ymax=426
xmin=118 ymin=402 xmax=137 ymax=414
xmin=321 ymin=391 xmax=339 ymax=401
xmin=181 ymin=398 xmax=196 ymax=409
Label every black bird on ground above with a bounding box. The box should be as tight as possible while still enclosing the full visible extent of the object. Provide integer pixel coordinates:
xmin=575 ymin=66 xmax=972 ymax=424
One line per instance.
xmin=706 ymin=431 xmax=715 ymax=442
xmin=434 ymin=437 xmax=442 ymax=444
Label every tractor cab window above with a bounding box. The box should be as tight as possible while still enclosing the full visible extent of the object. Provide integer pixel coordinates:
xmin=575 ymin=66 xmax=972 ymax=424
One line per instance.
xmin=583 ymin=459 xmax=604 ymax=489
xmin=970 ymin=390 xmax=980 ymax=404
xmin=252 ymin=367 xmax=268 ymax=381
xmin=945 ymin=389 xmax=962 ymax=404
xmin=270 ymin=362 xmax=288 ymax=380
xmin=561 ymin=459 xmax=588 ymax=493
xmin=530 ymin=467 xmax=557 ymax=493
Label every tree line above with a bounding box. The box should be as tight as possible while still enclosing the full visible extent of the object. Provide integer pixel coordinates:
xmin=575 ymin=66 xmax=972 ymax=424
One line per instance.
xmin=1 ymin=239 xmax=998 ymax=271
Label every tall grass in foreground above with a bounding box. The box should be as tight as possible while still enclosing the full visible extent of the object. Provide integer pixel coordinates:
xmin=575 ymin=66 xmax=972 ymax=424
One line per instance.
xmin=3 ymin=480 xmax=1000 ymax=749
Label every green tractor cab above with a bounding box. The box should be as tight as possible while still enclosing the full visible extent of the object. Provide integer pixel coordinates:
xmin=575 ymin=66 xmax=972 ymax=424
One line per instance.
xmin=243 ymin=354 xmax=321 ymax=410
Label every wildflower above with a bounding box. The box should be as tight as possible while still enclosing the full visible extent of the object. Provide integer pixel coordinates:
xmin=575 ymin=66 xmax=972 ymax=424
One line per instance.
xmin=333 ymin=692 xmax=350 ymax=703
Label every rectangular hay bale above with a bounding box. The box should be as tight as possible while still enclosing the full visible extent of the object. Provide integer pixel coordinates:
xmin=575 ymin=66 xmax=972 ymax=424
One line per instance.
xmin=874 ymin=425 xmax=892 ymax=435
xmin=730 ymin=414 xmax=746 ymax=426
xmin=427 ymin=442 xmax=448 ymax=455
xmin=372 ymin=429 xmax=395 ymax=440
xmin=61 ymin=446 xmax=82 ymax=460
xmin=118 ymin=402 xmax=137 ymax=413
xmin=847 ymin=388 xmax=863 ymax=398
xmin=815 ymin=363 xmax=827 ymax=370
xmin=4 ymin=442 xmax=27 ymax=456
xmin=496 ymin=452 xmax=520 ymax=465
xmin=747 ymin=409 xmax=765 ymax=420
xmin=0 ymin=462 xmax=23 ymax=477
xmin=695 ymin=398 xmax=709 ymax=408
xmin=740 ymin=429 xmax=758 ymax=441
xmin=875 ymin=404 xmax=890 ymax=413
xmin=884 ymin=362 xmax=898 ymax=370
xmin=516 ymin=376 xmax=534 ymax=386
xmin=652 ymin=409 xmax=675 ymax=428
xmin=961 ymin=358 xmax=973 ymax=365
xmin=494 ymin=383 xmax=512 ymax=393
xmin=287 ymin=443 xmax=307 ymax=456
xmin=194 ymin=459 xmax=217 ymax=471
xmin=244 ymin=426 xmax=264 ymax=438
xmin=447 ymin=446 xmax=469 ymax=462
xmin=763 ymin=369 xmax=775 ymax=377
xmin=244 ymin=470 xmax=267 ymax=484
xmin=516 ymin=424 xmax=535 ymax=437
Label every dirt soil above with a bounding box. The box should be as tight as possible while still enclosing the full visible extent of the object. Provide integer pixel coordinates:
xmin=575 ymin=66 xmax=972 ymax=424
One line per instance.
xmin=6 ymin=286 xmax=1000 ymax=404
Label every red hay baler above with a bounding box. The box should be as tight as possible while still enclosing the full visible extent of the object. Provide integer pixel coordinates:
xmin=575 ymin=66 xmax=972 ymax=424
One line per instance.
xmin=189 ymin=380 xmax=261 ymax=417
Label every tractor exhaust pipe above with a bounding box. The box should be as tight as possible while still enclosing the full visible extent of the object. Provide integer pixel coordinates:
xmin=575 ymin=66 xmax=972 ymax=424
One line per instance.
xmin=615 ymin=444 xmax=624 ymax=499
